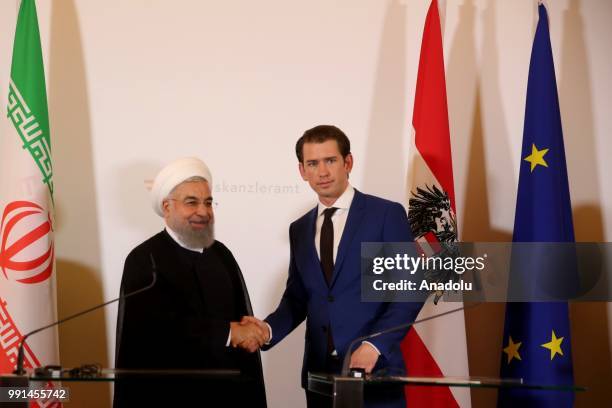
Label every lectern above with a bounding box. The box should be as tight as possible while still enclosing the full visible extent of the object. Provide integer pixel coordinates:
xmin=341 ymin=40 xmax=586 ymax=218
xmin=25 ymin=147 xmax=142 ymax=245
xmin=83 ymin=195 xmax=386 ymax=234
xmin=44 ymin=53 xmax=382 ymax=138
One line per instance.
xmin=308 ymin=372 xmax=584 ymax=408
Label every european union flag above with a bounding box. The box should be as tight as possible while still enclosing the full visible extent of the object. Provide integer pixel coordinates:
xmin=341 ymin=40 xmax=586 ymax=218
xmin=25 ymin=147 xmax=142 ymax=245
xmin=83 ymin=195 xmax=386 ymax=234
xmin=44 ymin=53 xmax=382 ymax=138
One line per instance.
xmin=498 ymin=4 xmax=575 ymax=407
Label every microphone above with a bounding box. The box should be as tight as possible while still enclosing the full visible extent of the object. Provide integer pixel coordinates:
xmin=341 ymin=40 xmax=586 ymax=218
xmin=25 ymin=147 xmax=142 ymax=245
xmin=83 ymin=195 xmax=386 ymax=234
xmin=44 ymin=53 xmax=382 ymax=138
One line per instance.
xmin=341 ymin=302 xmax=481 ymax=376
xmin=13 ymin=253 xmax=158 ymax=375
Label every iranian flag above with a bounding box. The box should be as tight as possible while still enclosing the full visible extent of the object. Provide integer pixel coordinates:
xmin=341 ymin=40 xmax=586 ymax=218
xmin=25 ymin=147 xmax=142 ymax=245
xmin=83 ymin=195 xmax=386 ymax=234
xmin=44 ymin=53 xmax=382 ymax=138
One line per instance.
xmin=0 ymin=0 xmax=60 ymax=400
xmin=401 ymin=1 xmax=471 ymax=407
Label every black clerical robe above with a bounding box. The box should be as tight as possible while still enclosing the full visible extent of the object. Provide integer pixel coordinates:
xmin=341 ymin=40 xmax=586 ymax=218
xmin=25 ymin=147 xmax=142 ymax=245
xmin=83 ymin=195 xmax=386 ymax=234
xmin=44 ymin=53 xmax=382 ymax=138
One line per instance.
xmin=113 ymin=230 xmax=266 ymax=407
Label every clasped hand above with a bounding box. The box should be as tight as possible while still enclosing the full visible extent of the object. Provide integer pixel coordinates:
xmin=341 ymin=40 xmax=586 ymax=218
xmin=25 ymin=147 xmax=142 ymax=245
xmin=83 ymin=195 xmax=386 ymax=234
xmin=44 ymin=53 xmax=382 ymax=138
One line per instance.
xmin=230 ymin=316 xmax=270 ymax=353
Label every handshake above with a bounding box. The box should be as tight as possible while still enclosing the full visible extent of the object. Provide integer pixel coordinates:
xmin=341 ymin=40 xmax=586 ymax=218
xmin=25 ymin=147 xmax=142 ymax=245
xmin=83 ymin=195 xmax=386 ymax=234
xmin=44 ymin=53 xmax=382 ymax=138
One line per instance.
xmin=230 ymin=316 xmax=270 ymax=353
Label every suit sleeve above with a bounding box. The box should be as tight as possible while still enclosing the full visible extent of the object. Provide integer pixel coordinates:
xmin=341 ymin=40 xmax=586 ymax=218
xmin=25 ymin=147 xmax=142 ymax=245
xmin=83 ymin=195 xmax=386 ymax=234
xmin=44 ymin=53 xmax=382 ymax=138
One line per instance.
xmin=367 ymin=202 xmax=423 ymax=358
xmin=262 ymin=223 xmax=308 ymax=349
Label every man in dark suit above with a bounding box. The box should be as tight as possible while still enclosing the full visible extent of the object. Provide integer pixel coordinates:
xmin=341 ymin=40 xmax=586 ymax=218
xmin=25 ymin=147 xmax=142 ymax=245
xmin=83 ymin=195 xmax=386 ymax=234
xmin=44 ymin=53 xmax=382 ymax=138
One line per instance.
xmin=244 ymin=126 xmax=422 ymax=408
xmin=114 ymin=157 xmax=267 ymax=407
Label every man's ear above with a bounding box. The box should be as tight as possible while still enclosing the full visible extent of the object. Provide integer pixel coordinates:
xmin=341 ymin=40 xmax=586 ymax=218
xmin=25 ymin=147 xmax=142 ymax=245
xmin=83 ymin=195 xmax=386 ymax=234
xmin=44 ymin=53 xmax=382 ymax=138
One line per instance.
xmin=344 ymin=153 xmax=354 ymax=173
xmin=162 ymin=199 xmax=171 ymax=216
xmin=298 ymin=162 xmax=308 ymax=181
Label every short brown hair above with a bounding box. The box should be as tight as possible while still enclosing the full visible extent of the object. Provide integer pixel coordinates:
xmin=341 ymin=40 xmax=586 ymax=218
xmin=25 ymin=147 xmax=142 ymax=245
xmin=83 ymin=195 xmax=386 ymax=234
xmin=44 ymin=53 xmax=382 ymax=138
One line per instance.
xmin=295 ymin=125 xmax=351 ymax=163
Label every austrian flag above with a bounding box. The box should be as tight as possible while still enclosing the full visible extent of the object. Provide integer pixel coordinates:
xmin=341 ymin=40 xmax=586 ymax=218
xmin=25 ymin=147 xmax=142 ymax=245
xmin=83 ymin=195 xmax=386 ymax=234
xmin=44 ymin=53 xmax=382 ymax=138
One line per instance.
xmin=402 ymin=1 xmax=471 ymax=407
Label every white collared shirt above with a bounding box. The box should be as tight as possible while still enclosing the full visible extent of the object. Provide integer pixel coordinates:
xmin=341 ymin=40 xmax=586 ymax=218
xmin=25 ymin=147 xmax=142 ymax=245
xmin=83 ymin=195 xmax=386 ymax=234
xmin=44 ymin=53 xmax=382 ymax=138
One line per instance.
xmin=314 ymin=184 xmax=355 ymax=262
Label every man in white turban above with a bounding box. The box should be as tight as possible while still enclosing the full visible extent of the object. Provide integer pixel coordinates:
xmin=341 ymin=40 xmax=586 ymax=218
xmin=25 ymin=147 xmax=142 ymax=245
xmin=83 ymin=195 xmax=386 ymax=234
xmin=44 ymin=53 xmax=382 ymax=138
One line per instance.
xmin=114 ymin=157 xmax=267 ymax=407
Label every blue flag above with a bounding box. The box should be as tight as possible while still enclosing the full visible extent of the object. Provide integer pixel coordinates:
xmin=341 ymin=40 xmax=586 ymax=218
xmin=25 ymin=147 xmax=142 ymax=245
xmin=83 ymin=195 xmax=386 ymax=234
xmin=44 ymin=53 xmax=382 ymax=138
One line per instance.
xmin=498 ymin=4 xmax=575 ymax=407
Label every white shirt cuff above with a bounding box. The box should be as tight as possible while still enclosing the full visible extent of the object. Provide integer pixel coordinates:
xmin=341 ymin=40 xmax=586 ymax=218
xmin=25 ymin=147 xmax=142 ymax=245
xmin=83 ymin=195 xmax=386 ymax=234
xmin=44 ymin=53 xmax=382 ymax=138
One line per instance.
xmin=362 ymin=341 xmax=381 ymax=355
xmin=264 ymin=322 xmax=273 ymax=345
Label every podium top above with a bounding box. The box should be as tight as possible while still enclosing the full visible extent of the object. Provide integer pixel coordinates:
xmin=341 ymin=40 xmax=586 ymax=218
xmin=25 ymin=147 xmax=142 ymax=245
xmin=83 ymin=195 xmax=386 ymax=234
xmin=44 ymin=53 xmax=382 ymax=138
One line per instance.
xmin=308 ymin=372 xmax=585 ymax=392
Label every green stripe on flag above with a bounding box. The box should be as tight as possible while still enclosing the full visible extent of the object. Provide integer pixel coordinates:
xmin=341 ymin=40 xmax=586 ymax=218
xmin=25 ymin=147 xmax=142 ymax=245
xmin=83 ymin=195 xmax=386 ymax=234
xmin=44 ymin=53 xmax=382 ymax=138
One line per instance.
xmin=7 ymin=0 xmax=53 ymax=198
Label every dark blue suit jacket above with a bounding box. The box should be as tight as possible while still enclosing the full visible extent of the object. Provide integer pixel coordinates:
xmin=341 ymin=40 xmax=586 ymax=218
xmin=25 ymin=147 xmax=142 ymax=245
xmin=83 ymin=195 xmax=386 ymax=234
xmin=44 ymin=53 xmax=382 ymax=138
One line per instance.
xmin=264 ymin=190 xmax=422 ymax=399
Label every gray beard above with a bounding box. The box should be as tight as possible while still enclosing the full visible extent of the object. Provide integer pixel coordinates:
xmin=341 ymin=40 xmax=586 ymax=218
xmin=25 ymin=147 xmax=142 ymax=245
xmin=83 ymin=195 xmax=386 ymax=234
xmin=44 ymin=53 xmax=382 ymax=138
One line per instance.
xmin=174 ymin=223 xmax=215 ymax=249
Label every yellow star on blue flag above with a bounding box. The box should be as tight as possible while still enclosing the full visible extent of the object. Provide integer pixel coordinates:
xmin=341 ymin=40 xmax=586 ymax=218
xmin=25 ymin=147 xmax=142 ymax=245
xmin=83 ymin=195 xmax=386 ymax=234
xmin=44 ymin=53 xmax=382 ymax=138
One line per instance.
xmin=503 ymin=336 xmax=522 ymax=364
xmin=524 ymin=143 xmax=549 ymax=172
xmin=541 ymin=330 xmax=564 ymax=360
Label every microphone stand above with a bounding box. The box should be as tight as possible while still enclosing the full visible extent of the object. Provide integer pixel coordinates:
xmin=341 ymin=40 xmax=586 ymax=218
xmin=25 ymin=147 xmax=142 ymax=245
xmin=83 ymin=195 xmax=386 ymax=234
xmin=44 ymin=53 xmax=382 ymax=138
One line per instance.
xmin=13 ymin=254 xmax=158 ymax=375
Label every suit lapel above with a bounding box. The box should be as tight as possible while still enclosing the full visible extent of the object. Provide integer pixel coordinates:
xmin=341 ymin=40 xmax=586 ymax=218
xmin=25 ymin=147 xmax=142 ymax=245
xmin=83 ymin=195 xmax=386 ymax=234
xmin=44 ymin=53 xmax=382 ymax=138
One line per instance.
xmin=331 ymin=189 xmax=366 ymax=288
xmin=296 ymin=207 xmax=329 ymax=289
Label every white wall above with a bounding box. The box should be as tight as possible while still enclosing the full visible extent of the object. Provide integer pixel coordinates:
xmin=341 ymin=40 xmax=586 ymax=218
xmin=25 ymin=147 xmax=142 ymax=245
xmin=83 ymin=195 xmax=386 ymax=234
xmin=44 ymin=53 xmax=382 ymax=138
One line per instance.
xmin=1 ymin=0 xmax=610 ymax=406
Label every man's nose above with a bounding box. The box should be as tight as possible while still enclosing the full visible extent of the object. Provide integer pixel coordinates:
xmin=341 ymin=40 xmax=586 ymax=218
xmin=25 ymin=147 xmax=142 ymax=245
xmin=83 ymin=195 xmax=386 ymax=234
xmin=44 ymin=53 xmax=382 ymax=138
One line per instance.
xmin=195 ymin=203 xmax=212 ymax=218
xmin=318 ymin=161 xmax=330 ymax=176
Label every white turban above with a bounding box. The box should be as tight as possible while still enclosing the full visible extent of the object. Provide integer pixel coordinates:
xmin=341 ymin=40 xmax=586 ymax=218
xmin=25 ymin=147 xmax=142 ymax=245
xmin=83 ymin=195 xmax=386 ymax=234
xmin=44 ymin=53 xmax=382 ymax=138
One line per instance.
xmin=151 ymin=157 xmax=213 ymax=217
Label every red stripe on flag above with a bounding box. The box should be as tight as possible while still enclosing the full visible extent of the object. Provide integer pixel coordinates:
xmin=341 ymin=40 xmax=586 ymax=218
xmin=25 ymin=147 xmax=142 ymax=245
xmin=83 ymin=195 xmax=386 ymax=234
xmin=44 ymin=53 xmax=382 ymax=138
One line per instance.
xmin=0 ymin=299 xmax=61 ymax=407
xmin=404 ymin=1 xmax=468 ymax=406
xmin=416 ymin=231 xmax=443 ymax=257
xmin=412 ymin=0 xmax=456 ymax=211
xmin=402 ymin=330 xmax=459 ymax=407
